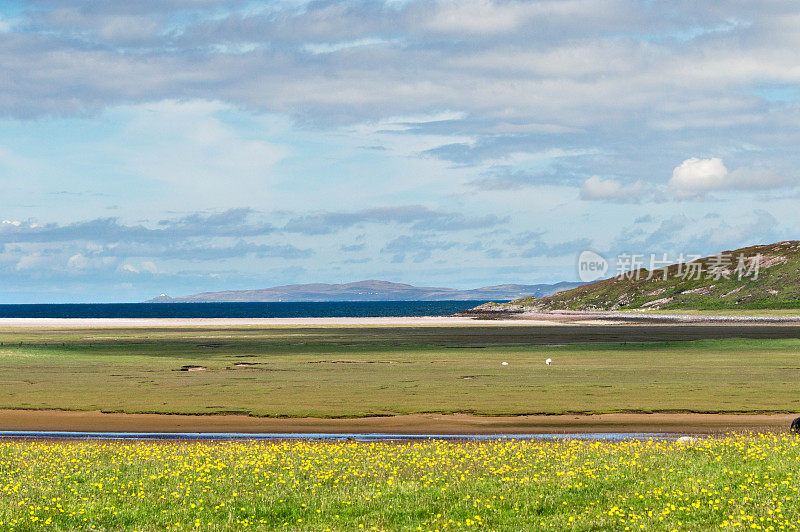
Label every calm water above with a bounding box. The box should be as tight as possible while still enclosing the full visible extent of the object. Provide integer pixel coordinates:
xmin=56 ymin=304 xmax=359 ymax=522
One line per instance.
xmin=0 ymin=301 xmax=493 ymax=319
xmin=0 ymin=431 xmax=682 ymax=441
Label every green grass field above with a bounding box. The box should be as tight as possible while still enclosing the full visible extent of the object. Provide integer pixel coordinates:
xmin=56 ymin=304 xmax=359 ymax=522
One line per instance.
xmin=1 ymin=325 xmax=800 ymax=416
xmin=628 ymin=308 xmax=800 ymax=317
xmin=1 ymin=435 xmax=799 ymax=530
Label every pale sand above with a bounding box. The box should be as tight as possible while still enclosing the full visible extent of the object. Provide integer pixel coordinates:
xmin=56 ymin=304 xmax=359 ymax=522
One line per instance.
xmin=0 ymin=317 xmax=558 ymax=328
xmin=0 ymin=410 xmax=795 ymax=435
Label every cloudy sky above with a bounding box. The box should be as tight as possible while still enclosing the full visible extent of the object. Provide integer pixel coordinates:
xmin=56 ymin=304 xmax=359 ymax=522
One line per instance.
xmin=0 ymin=0 xmax=798 ymax=302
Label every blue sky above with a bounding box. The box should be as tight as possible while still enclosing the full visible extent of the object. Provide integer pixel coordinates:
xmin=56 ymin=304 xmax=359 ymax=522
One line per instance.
xmin=0 ymin=0 xmax=799 ymax=302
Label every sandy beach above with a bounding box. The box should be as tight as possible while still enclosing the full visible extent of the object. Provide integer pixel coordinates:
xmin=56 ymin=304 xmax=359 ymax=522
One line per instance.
xmin=0 ymin=410 xmax=794 ymax=435
xmin=4 ymin=312 xmax=799 ymax=328
xmin=0 ymin=316 xmax=559 ymax=328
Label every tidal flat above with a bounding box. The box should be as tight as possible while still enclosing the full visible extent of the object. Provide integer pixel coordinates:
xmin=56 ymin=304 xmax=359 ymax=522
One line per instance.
xmin=0 ymin=324 xmax=798 ymax=422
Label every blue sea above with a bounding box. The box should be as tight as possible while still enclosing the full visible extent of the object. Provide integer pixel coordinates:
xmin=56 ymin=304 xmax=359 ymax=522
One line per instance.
xmin=0 ymin=301 xmax=493 ymax=318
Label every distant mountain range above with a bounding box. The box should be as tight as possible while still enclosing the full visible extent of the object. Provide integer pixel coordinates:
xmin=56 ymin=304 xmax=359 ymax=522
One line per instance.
xmin=146 ymin=280 xmax=582 ymax=303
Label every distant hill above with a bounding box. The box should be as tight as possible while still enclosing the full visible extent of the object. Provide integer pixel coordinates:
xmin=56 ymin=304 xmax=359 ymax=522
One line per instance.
xmin=500 ymin=241 xmax=800 ymax=311
xmin=147 ymin=280 xmax=583 ymax=303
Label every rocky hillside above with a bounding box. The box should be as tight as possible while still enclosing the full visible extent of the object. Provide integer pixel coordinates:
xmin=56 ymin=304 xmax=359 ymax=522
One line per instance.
xmin=496 ymin=241 xmax=800 ymax=311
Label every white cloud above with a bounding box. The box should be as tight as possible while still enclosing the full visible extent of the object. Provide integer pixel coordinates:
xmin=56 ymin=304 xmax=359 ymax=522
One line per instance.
xmin=580 ymin=176 xmax=644 ymax=202
xmin=303 ymin=38 xmax=401 ymax=55
xmin=2 ymin=0 xmax=800 ymax=142
xmin=486 ymin=122 xmax=581 ymax=134
xmin=423 ymin=0 xmax=532 ymax=34
xmin=66 ymin=253 xmax=89 ymax=270
xmin=117 ymin=261 xmax=158 ymax=274
xmin=140 ymin=261 xmax=158 ymax=274
xmin=212 ymin=42 xmax=261 ymax=55
xmin=16 ymin=254 xmax=44 ymax=271
xmin=350 ymin=111 xmax=467 ymax=134
xmin=422 ymin=0 xmax=600 ymax=35
xmin=669 ymin=157 xmax=728 ymax=197
xmin=669 ymin=157 xmax=793 ymax=197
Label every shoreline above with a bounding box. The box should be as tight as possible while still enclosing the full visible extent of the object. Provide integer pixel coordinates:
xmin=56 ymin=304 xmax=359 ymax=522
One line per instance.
xmin=0 ymin=317 xmax=625 ymax=328
xmin=3 ymin=312 xmax=800 ymax=328
xmin=460 ymin=309 xmax=800 ymax=324
xmin=0 ymin=410 xmax=795 ymax=435
xmin=0 ymin=316 xmax=555 ymax=328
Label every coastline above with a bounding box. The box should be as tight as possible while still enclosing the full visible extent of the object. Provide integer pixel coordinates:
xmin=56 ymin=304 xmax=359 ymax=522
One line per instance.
xmin=4 ymin=311 xmax=800 ymax=328
xmin=0 ymin=316 xmax=555 ymax=328
xmin=0 ymin=410 xmax=794 ymax=435
xmin=0 ymin=316 xmax=558 ymax=329
xmin=458 ymin=308 xmax=800 ymax=324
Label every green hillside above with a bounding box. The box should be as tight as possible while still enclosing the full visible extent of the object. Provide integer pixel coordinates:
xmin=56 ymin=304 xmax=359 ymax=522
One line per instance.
xmin=511 ymin=241 xmax=800 ymax=311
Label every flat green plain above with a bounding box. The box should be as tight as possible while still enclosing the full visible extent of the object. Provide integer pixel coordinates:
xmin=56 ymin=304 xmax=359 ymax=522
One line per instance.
xmin=627 ymin=308 xmax=800 ymax=316
xmin=1 ymin=325 xmax=800 ymax=416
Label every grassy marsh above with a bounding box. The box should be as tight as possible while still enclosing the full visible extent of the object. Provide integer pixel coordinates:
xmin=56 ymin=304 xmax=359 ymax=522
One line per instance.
xmin=0 ymin=325 xmax=799 ymax=417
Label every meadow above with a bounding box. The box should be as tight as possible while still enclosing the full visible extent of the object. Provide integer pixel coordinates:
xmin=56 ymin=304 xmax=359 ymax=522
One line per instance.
xmin=2 ymin=324 xmax=799 ymax=530
xmin=629 ymin=309 xmax=800 ymax=317
xmin=1 ymin=325 xmax=800 ymax=416
xmin=0 ymin=434 xmax=799 ymax=530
